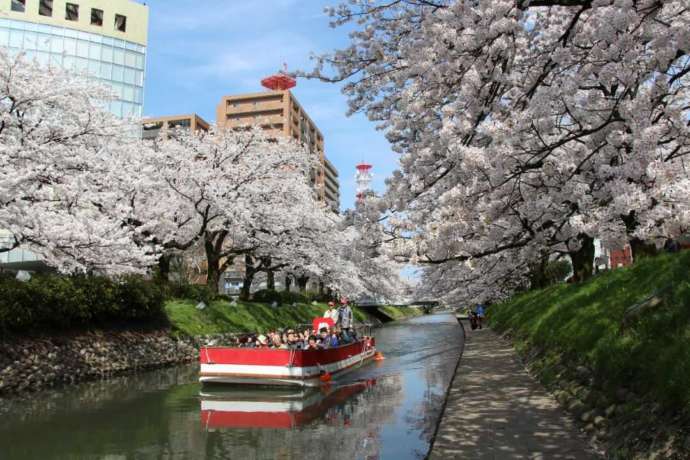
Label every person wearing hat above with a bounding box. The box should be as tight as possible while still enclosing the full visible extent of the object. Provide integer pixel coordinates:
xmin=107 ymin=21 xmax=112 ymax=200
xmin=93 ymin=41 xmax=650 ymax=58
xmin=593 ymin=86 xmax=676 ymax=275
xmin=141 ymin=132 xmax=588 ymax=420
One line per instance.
xmin=324 ymin=301 xmax=339 ymax=326
xmin=286 ymin=329 xmax=303 ymax=349
xmin=256 ymin=334 xmax=269 ymax=348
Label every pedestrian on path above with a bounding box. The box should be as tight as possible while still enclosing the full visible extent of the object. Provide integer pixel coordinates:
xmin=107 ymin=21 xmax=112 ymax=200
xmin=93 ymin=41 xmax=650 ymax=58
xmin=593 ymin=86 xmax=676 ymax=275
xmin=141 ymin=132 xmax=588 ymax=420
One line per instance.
xmin=475 ymin=304 xmax=486 ymax=329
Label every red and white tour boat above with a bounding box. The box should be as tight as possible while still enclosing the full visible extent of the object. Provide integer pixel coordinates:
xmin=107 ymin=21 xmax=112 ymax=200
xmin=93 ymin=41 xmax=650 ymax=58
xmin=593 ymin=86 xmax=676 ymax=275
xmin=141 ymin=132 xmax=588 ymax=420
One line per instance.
xmin=199 ymin=337 xmax=377 ymax=387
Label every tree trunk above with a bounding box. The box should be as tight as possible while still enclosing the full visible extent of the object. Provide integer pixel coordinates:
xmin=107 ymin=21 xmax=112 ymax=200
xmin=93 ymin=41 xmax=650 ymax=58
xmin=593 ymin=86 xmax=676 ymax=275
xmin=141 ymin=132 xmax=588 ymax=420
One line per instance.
xmin=297 ymin=275 xmax=309 ymax=293
xmin=204 ymin=229 xmax=229 ymax=294
xmin=205 ymin=240 xmax=221 ymax=293
xmin=284 ymin=274 xmax=292 ymax=292
xmin=569 ymin=234 xmax=595 ymax=283
xmin=318 ymin=281 xmax=325 ymax=297
xmin=240 ymin=254 xmax=256 ymax=301
xmin=622 ymin=211 xmax=657 ymax=261
xmin=157 ymin=254 xmax=171 ymax=283
xmin=527 ymin=255 xmax=548 ymax=289
xmin=267 ymin=270 xmax=275 ymax=290
xmin=630 ymin=237 xmax=657 ymax=261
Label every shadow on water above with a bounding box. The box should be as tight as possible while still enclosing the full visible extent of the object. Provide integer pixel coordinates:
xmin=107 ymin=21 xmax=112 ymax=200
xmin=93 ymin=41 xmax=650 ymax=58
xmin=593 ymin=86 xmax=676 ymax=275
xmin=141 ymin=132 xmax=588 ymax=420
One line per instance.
xmin=0 ymin=314 xmax=463 ymax=460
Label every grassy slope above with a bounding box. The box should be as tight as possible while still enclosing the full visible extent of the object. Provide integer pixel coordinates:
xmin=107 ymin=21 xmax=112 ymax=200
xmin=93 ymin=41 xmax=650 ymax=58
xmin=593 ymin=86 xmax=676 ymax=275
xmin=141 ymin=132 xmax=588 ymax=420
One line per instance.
xmin=165 ymin=299 xmax=374 ymax=336
xmin=378 ymin=305 xmax=425 ymax=320
xmin=489 ymin=250 xmax=690 ymax=411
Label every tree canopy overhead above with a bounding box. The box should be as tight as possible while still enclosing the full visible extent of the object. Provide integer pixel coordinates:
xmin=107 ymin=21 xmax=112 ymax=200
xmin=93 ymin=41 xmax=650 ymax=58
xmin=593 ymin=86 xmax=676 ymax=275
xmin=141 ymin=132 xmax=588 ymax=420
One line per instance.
xmin=311 ymin=0 xmax=690 ymax=302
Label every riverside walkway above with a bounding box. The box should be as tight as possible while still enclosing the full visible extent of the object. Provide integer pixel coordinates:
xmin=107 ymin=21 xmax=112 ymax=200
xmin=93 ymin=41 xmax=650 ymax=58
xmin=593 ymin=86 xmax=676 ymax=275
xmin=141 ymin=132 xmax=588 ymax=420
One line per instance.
xmin=429 ymin=325 xmax=599 ymax=460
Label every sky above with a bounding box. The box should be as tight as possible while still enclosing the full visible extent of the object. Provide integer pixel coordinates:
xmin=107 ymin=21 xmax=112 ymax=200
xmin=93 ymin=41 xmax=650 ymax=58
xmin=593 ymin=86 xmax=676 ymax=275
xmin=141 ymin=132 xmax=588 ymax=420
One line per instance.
xmin=142 ymin=0 xmax=397 ymax=211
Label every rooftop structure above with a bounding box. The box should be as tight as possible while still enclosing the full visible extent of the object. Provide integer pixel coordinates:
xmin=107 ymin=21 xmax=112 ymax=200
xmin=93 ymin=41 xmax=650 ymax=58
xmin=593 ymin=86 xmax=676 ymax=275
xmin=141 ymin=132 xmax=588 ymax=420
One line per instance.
xmin=260 ymin=65 xmax=296 ymax=91
xmin=216 ymin=83 xmax=340 ymax=211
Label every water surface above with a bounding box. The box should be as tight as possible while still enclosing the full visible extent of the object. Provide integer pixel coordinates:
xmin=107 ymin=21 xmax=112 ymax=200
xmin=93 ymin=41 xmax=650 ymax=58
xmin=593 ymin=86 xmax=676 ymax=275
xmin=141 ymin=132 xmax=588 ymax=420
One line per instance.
xmin=0 ymin=313 xmax=463 ymax=459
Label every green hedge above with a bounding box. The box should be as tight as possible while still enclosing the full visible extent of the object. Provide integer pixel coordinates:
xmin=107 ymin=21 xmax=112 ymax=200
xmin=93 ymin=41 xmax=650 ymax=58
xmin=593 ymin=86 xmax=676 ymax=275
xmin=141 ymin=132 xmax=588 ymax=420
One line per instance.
xmin=165 ymin=282 xmax=216 ymax=304
xmin=0 ymin=273 xmax=165 ymax=334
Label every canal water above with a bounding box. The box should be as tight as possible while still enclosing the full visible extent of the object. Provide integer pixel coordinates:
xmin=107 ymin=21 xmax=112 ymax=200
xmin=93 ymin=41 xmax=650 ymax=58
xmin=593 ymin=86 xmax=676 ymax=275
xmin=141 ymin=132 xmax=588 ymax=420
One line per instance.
xmin=0 ymin=314 xmax=463 ymax=460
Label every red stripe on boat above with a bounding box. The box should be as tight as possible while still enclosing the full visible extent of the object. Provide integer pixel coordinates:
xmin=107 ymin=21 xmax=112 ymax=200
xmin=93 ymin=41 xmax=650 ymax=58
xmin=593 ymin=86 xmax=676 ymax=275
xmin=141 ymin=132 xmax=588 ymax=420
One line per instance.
xmin=200 ymin=339 xmax=375 ymax=367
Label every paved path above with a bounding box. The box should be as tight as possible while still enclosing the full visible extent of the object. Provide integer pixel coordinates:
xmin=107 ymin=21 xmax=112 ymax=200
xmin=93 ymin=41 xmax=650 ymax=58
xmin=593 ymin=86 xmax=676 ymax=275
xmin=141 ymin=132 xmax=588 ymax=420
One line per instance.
xmin=429 ymin=325 xmax=599 ymax=460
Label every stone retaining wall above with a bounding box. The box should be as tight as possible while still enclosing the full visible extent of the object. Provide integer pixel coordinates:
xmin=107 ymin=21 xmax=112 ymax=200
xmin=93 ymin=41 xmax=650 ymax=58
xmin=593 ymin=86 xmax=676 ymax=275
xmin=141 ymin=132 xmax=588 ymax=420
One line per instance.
xmin=0 ymin=330 xmax=237 ymax=396
xmin=0 ymin=315 xmax=389 ymax=397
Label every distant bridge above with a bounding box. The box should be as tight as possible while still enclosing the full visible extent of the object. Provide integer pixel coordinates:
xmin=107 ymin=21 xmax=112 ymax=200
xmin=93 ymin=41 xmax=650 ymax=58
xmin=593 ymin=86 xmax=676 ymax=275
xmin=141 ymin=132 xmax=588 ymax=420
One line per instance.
xmin=355 ymin=299 xmax=440 ymax=308
xmin=355 ymin=300 xmax=442 ymax=321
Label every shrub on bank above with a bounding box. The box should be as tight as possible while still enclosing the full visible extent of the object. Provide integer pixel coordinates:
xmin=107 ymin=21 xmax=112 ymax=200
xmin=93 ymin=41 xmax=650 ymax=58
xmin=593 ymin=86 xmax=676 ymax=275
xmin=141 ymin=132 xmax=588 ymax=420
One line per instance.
xmin=0 ymin=274 xmax=165 ymax=334
xmin=165 ymin=282 xmax=216 ymax=304
xmin=252 ymin=289 xmax=282 ymax=304
xmin=252 ymin=289 xmax=310 ymax=305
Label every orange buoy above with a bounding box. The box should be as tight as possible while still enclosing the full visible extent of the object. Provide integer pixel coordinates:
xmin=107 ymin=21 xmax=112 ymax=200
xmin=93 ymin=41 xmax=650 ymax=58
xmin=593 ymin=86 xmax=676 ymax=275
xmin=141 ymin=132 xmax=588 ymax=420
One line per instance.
xmin=374 ymin=352 xmax=385 ymax=361
xmin=320 ymin=371 xmax=332 ymax=383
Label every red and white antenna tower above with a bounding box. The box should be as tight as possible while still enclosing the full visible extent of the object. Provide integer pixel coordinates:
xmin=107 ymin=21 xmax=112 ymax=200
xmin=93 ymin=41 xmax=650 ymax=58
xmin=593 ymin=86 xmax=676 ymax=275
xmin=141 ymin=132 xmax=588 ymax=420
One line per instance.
xmin=355 ymin=163 xmax=373 ymax=203
xmin=261 ymin=63 xmax=297 ymax=91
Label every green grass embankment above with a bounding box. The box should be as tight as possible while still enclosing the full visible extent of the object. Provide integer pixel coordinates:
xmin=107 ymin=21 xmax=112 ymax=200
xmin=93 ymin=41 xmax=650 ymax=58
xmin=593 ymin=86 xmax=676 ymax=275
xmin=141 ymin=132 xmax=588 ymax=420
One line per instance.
xmin=489 ymin=250 xmax=690 ymax=412
xmin=164 ymin=299 xmax=410 ymax=336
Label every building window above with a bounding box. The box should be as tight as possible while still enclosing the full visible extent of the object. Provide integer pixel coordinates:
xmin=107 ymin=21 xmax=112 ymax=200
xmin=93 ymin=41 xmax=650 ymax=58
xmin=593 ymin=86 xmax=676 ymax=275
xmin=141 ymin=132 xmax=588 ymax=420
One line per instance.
xmin=169 ymin=119 xmax=191 ymax=129
xmin=39 ymin=0 xmax=53 ymax=17
xmin=143 ymin=121 xmax=163 ymax=131
xmin=115 ymin=14 xmax=127 ymax=32
xmin=91 ymin=8 xmax=104 ymax=26
xmin=11 ymin=0 xmax=26 ymax=13
xmin=65 ymin=3 xmax=79 ymax=21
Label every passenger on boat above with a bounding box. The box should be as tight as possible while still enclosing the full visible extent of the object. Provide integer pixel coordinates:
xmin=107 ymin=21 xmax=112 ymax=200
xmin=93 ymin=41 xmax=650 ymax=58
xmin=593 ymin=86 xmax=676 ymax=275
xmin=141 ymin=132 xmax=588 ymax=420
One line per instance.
xmin=337 ymin=299 xmax=354 ymax=334
xmin=286 ymin=329 xmax=303 ymax=349
xmin=256 ymin=334 xmax=269 ymax=348
xmin=244 ymin=336 xmax=257 ymax=348
xmin=328 ymin=329 xmax=340 ymax=348
xmin=318 ymin=327 xmax=331 ymax=348
xmin=324 ymin=301 xmax=339 ymax=324
xmin=306 ymin=335 xmax=321 ymax=350
xmin=302 ymin=328 xmax=312 ymax=342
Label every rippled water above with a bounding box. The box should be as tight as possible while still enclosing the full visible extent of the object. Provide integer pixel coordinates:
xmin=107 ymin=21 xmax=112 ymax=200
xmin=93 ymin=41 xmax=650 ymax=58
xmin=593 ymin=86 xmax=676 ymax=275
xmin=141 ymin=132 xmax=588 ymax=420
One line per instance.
xmin=0 ymin=313 xmax=463 ymax=460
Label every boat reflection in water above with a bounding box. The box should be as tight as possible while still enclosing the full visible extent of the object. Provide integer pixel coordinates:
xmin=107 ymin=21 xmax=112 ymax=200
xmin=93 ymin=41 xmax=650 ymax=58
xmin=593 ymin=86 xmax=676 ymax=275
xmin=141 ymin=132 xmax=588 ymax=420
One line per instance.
xmin=200 ymin=379 xmax=377 ymax=430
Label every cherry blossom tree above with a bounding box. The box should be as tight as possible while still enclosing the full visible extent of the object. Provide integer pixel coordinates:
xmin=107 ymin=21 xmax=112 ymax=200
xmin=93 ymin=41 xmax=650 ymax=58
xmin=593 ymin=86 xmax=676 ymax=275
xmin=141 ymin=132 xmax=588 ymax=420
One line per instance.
xmin=236 ymin=198 xmax=341 ymax=300
xmin=123 ymin=126 xmax=332 ymax=291
xmin=0 ymin=50 xmax=155 ymax=274
xmin=311 ymin=0 xmax=690 ymax=302
xmin=333 ymin=198 xmax=409 ymax=302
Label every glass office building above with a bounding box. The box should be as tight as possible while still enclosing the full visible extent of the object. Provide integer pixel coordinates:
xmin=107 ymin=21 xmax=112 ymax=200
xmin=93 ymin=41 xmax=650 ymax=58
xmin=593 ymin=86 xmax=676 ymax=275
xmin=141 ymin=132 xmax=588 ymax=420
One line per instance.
xmin=0 ymin=0 xmax=149 ymax=269
xmin=0 ymin=0 xmax=149 ymax=118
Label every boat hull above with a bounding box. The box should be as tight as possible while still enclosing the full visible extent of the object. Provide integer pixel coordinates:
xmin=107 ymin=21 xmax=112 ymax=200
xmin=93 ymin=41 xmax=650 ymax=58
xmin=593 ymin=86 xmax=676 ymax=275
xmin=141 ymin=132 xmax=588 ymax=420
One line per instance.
xmin=199 ymin=339 xmax=376 ymax=387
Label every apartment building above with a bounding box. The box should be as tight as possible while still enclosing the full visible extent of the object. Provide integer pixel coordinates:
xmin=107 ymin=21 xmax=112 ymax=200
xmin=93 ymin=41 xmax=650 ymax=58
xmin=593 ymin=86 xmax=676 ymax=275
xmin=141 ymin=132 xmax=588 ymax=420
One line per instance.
xmin=142 ymin=113 xmax=210 ymax=139
xmin=216 ymin=90 xmax=341 ymax=211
